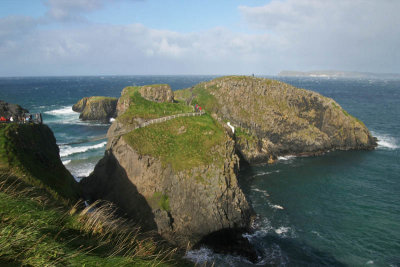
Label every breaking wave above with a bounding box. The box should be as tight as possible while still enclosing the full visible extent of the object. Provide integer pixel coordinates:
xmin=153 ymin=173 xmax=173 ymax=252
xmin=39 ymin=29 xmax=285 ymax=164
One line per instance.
xmin=59 ymin=142 xmax=107 ymax=157
xmin=372 ymin=132 xmax=399 ymax=150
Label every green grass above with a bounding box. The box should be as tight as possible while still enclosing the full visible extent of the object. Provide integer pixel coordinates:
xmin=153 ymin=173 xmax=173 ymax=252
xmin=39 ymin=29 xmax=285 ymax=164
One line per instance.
xmin=0 ymin=124 xmax=79 ymax=204
xmin=332 ymin=102 xmax=366 ymax=127
xmin=89 ymin=96 xmax=117 ymax=102
xmin=118 ymin=87 xmax=192 ymax=124
xmin=190 ymin=85 xmax=219 ymax=114
xmin=123 ymin=114 xmax=226 ymax=172
xmin=149 ymin=192 xmax=171 ymax=212
xmin=235 ymin=126 xmax=258 ymax=147
xmin=0 ymin=173 xmax=187 ymax=266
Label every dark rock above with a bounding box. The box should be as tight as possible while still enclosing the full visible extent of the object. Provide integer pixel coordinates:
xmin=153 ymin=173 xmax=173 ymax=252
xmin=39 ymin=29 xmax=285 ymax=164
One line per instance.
xmin=195 ymin=228 xmax=258 ymax=263
xmin=73 ymin=96 xmax=118 ymax=123
xmin=0 ymin=100 xmax=29 ymax=119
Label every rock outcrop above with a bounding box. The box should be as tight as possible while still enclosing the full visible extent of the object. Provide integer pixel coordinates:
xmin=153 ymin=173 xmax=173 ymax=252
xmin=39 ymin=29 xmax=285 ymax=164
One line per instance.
xmin=73 ymin=96 xmax=117 ymax=123
xmin=117 ymin=84 xmax=175 ymax=117
xmin=81 ymin=84 xmax=253 ymax=248
xmin=175 ymin=76 xmax=377 ymax=163
xmin=138 ymin=84 xmax=174 ymax=103
xmin=0 ymin=100 xmax=29 ymax=118
xmin=0 ymin=112 xmax=80 ymax=203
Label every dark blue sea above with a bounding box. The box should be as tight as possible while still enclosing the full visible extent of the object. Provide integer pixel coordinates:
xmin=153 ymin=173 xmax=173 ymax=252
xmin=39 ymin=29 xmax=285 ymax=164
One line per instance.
xmin=0 ymin=76 xmax=399 ymax=266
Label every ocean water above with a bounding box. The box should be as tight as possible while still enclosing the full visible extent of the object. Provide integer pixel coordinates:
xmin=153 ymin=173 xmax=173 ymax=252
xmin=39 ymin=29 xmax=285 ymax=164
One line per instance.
xmin=1 ymin=76 xmax=399 ymax=266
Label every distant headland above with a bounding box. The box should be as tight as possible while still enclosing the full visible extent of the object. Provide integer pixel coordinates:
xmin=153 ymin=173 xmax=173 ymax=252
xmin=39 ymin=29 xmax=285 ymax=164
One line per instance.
xmin=278 ymin=70 xmax=400 ymax=79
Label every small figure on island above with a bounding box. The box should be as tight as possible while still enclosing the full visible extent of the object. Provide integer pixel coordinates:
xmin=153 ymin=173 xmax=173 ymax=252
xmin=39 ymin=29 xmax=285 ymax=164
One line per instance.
xmin=39 ymin=113 xmax=43 ymax=124
xmin=199 ymin=106 xmax=202 ymax=113
xmin=0 ymin=116 xmax=6 ymax=123
xmin=9 ymin=116 xmax=13 ymax=122
xmin=29 ymin=114 xmax=33 ymax=123
xmin=195 ymin=104 xmax=198 ymax=112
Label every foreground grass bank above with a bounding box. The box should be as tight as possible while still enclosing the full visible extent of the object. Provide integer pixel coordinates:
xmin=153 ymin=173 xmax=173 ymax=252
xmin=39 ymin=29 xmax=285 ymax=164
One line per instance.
xmin=0 ymin=173 xmax=189 ymax=266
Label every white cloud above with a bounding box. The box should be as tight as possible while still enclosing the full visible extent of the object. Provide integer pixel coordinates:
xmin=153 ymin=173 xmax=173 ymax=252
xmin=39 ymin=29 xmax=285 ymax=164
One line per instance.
xmin=0 ymin=22 xmax=278 ymax=75
xmin=239 ymin=0 xmax=400 ymax=72
xmin=0 ymin=0 xmax=399 ymax=76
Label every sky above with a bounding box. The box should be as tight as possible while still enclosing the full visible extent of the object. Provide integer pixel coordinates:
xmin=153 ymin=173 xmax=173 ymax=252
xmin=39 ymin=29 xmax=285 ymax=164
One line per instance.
xmin=0 ymin=0 xmax=399 ymax=76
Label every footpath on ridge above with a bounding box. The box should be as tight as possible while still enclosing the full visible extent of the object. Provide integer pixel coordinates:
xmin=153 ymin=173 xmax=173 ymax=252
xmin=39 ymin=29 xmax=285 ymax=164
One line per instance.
xmin=97 ymin=111 xmax=206 ymax=142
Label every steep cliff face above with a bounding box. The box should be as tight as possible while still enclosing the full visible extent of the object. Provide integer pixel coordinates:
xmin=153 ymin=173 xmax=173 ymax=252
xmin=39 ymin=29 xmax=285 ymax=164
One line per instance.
xmin=82 ymin=91 xmax=253 ymax=247
xmin=73 ymin=96 xmax=117 ymax=122
xmin=0 ymin=123 xmax=80 ymax=203
xmin=175 ymin=76 xmax=377 ymax=163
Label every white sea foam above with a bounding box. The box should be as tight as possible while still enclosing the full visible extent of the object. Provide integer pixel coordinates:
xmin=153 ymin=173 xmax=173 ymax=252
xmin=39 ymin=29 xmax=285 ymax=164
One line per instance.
xmin=270 ymin=204 xmax=284 ymax=210
xmin=184 ymin=247 xmax=214 ymax=264
xmin=277 ymin=155 xmax=296 ymax=161
xmin=252 ymin=170 xmax=280 ymax=177
xmin=251 ymin=188 xmax=270 ymax=197
xmin=109 ymin=118 xmax=115 ymax=122
xmin=59 ymin=142 xmax=107 ymax=157
xmin=274 ymin=226 xmax=290 ymax=235
xmin=70 ymin=163 xmax=97 ymax=180
xmin=373 ymin=133 xmax=398 ymax=150
xmin=366 ymin=260 xmax=374 ymax=265
xmin=311 ymin=230 xmax=322 ymax=238
xmin=45 ymin=106 xmax=76 ymax=116
xmin=62 ymin=159 xmax=71 ymax=165
xmin=185 ymin=246 xmax=254 ymax=266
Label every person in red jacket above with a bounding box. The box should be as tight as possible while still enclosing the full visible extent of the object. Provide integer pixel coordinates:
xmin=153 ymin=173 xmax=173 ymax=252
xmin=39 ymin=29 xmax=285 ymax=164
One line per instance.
xmin=0 ymin=116 xmax=6 ymax=123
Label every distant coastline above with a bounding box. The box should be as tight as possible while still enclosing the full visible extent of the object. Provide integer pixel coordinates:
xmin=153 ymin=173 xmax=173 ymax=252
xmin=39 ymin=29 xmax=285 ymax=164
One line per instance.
xmin=278 ymin=70 xmax=400 ymax=79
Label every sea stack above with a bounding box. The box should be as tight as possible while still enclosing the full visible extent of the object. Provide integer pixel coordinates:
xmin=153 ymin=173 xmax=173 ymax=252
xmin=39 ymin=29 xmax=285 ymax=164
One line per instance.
xmin=73 ymin=96 xmax=118 ymax=123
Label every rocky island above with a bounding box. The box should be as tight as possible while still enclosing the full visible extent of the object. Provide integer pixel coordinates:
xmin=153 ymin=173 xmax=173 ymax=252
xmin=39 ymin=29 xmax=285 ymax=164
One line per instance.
xmin=175 ymin=76 xmax=376 ymax=163
xmin=72 ymin=96 xmax=118 ymax=123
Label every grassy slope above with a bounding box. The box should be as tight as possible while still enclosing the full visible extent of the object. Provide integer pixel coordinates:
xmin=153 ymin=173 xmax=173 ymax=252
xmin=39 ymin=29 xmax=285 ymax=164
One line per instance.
xmin=0 ymin=123 xmax=190 ymax=266
xmin=0 ymin=173 xmax=187 ymax=266
xmin=123 ymin=115 xmax=226 ymax=172
xmin=117 ymin=87 xmax=192 ymax=124
xmin=0 ymin=123 xmax=79 ymax=204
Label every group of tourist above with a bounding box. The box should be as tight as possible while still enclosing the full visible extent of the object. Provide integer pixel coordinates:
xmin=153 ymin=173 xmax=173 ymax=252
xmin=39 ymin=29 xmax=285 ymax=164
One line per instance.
xmin=0 ymin=113 xmax=43 ymax=124
xmin=194 ymin=104 xmax=203 ymax=112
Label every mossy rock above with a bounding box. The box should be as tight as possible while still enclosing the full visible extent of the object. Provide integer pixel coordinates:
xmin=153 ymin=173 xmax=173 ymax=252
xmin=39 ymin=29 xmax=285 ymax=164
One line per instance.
xmin=73 ymin=96 xmax=118 ymax=123
xmin=0 ymin=123 xmax=80 ymax=203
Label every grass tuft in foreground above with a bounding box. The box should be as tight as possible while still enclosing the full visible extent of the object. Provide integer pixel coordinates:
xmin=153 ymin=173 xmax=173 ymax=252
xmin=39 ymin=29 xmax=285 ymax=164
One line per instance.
xmin=0 ymin=173 xmax=188 ymax=266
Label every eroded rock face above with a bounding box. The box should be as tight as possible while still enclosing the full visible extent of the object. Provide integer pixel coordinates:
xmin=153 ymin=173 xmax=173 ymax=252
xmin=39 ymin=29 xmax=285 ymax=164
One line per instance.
xmin=82 ymin=130 xmax=253 ymax=247
xmin=72 ymin=97 xmax=88 ymax=113
xmin=116 ymin=85 xmax=175 ymax=117
xmin=73 ymin=96 xmax=117 ymax=123
xmin=176 ymin=76 xmax=377 ymax=163
xmin=138 ymin=84 xmax=174 ymax=103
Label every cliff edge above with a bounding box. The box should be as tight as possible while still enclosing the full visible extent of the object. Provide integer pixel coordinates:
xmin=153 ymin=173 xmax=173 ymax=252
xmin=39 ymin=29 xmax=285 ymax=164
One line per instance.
xmin=0 ymin=122 xmax=80 ymax=203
